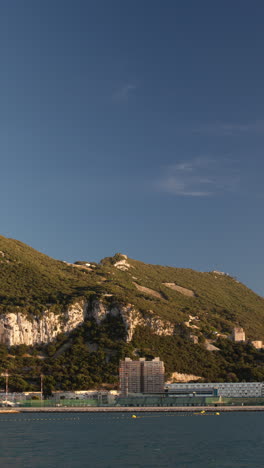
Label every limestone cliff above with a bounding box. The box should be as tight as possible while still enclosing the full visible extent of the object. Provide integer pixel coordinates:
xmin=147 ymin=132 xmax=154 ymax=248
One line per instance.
xmin=0 ymin=297 xmax=175 ymax=346
xmin=0 ymin=300 xmax=87 ymax=346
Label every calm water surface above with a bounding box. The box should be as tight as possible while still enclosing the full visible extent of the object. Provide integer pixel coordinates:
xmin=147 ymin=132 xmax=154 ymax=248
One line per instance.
xmin=0 ymin=412 xmax=263 ymax=468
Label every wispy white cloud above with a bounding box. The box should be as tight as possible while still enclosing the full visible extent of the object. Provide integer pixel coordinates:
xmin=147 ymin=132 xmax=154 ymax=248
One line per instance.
xmin=157 ymin=158 xmax=239 ymax=197
xmin=113 ymin=83 xmax=137 ymax=101
xmin=193 ymin=120 xmax=264 ymax=135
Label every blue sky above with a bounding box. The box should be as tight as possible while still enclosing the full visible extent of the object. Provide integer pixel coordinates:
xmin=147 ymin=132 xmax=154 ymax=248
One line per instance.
xmin=1 ymin=1 xmax=264 ymax=295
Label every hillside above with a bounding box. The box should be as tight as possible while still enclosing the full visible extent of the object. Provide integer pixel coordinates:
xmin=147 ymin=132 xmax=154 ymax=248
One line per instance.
xmin=0 ymin=235 xmax=263 ymax=392
xmin=0 ymin=236 xmax=263 ymax=337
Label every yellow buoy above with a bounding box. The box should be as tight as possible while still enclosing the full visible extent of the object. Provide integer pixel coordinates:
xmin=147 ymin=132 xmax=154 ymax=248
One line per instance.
xmin=215 ymin=412 xmax=220 ymax=415
xmin=200 ymin=410 xmax=206 ymax=414
xmin=132 ymin=414 xmax=137 ymax=418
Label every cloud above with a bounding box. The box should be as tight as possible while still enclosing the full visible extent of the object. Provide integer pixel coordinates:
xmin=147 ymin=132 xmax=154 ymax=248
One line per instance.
xmin=157 ymin=158 xmax=239 ymax=197
xmin=113 ymin=83 xmax=137 ymax=101
xmin=193 ymin=121 xmax=264 ymax=135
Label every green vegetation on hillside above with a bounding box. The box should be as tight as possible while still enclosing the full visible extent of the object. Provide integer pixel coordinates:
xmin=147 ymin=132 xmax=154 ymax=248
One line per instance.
xmin=132 ymin=326 xmax=264 ymax=382
xmin=0 ymin=318 xmax=263 ymax=394
xmin=0 ymin=235 xmax=101 ymax=316
xmin=1 ymin=236 xmax=264 ymax=337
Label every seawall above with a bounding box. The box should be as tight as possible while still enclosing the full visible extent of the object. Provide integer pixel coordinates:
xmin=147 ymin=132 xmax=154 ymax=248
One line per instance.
xmin=2 ymin=406 xmax=263 ymax=413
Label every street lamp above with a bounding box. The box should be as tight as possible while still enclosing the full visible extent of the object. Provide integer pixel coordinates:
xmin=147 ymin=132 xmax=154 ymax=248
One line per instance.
xmin=40 ymin=374 xmax=44 ymax=403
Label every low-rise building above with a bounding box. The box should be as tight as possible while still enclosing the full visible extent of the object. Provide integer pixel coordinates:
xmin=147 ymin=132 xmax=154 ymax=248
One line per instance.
xmin=0 ymin=392 xmax=42 ymax=402
xmin=165 ymin=386 xmax=217 ymax=397
xmin=232 ymin=327 xmax=246 ymax=342
xmin=51 ymin=390 xmax=112 ymax=404
xmin=251 ymin=340 xmax=263 ymax=349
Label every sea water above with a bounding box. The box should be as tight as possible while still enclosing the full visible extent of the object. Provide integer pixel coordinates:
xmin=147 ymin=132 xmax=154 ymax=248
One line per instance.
xmin=0 ymin=412 xmax=263 ymax=468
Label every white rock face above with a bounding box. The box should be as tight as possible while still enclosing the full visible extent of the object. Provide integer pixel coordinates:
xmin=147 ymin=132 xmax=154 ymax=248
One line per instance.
xmin=0 ymin=300 xmax=87 ymax=346
xmin=166 ymin=372 xmax=202 ymax=383
xmin=133 ymin=282 xmax=163 ymax=299
xmin=89 ymin=299 xmax=174 ymax=342
xmin=0 ymin=296 xmax=175 ymax=346
xmin=163 ymin=283 xmax=195 ymax=297
xmin=113 ymin=254 xmax=132 ymax=271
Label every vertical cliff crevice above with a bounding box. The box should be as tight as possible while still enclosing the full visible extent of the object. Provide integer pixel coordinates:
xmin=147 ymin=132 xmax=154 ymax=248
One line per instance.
xmin=87 ymin=298 xmax=175 ymax=342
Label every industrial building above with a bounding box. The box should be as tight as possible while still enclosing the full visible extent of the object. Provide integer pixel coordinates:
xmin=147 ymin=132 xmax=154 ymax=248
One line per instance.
xmin=119 ymin=357 xmax=164 ymax=395
xmin=165 ymin=386 xmax=217 ymax=397
xmin=166 ymin=382 xmax=264 ymax=398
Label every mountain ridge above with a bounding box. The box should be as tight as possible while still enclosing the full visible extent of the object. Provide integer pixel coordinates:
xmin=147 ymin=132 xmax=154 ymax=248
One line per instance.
xmin=0 ymin=235 xmax=263 ymax=391
xmin=0 ymin=235 xmax=264 ymax=338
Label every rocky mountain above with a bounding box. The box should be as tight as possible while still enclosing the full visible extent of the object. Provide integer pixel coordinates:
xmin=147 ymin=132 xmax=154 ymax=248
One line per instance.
xmin=0 ymin=235 xmax=263 ymax=391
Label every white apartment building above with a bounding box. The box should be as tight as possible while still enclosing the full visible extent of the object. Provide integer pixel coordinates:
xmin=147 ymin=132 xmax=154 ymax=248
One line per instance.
xmin=166 ymin=382 xmax=264 ymax=398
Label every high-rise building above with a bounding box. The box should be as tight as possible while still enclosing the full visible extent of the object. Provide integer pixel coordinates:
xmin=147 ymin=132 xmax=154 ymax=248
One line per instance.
xmin=119 ymin=358 xmax=142 ymax=395
xmin=119 ymin=357 xmax=164 ymax=396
